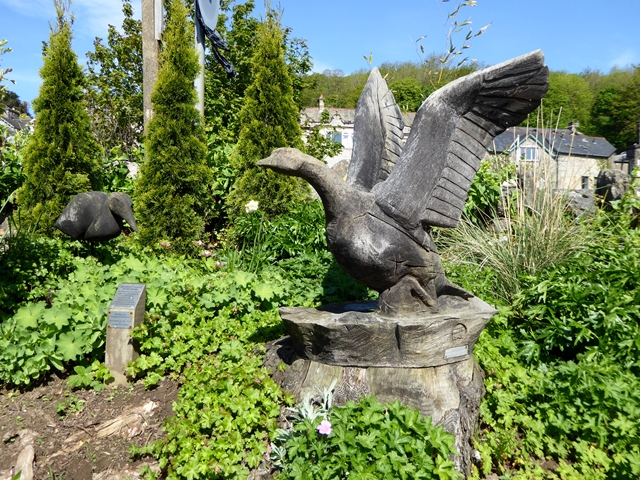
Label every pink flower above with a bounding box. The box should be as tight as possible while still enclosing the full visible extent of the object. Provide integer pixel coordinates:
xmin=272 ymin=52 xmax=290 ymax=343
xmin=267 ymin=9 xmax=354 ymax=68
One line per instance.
xmin=201 ymin=250 xmax=213 ymax=257
xmin=159 ymin=241 xmax=171 ymax=249
xmin=317 ymin=419 xmax=332 ymax=435
xmin=193 ymin=240 xmax=205 ymax=247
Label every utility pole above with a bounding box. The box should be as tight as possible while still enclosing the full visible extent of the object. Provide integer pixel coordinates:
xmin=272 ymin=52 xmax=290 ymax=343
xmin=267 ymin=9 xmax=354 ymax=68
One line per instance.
xmin=195 ymin=9 xmax=205 ymax=116
xmin=142 ymin=0 xmax=162 ymax=131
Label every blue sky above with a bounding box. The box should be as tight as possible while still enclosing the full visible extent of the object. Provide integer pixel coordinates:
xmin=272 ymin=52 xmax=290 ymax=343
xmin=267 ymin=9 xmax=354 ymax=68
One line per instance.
xmin=1 ymin=0 xmax=638 ymax=112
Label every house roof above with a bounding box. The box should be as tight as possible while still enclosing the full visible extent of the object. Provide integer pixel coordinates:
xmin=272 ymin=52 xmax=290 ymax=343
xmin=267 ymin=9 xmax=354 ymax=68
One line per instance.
xmin=1 ymin=108 xmax=31 ymax=135
xmin=490 ymin=126 xmax=616 ymax=159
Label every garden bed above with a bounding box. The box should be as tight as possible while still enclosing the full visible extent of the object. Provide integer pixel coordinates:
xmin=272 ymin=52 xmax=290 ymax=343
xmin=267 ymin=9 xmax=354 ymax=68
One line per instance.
xmin=0 ymin=376 xmax=177 ymax=479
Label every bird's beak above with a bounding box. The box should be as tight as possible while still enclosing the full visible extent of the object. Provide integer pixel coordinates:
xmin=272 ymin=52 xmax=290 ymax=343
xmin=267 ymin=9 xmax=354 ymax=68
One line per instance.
xmin=120 ymin=207 xmax=138 ymax=232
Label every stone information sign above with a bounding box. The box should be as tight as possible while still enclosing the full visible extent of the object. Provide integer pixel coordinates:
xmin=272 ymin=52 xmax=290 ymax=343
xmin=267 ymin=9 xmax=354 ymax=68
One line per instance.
xmin=106 ymin=283 xmax=146 ymax=384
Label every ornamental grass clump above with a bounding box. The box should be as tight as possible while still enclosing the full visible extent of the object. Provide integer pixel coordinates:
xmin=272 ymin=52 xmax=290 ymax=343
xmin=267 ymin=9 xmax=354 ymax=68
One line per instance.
xmin=441 ymin=157 xmax=592 ymax=301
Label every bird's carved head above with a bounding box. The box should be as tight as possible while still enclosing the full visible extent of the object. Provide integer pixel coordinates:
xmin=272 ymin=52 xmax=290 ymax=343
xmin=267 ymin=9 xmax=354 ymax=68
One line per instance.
xmin=107 ymin=193 xmax=138 ymax=232
xmin=258 ymin=148 xmax=324 ymax=176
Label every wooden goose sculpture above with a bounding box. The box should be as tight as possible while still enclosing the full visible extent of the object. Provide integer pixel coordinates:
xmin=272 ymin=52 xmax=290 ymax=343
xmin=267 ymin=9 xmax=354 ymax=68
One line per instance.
xmin=259 ymin=51 xmax=549 ymax=316
xmin=55 ymin=192 xmax=138 ymax=241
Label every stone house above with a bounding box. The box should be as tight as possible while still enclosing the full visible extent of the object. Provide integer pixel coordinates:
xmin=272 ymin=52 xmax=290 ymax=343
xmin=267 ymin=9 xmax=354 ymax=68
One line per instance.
xmin=489 ymin=124 xmax=616 ymax=190
xmin=301 ymin=98 xmax=616 ymax=191
xmin=0 ymin=107 xmax=31 ymax=138
xmin=609 ymin=124 xmax=640 ymax=176
xmin=301 ymin=97 xmax=415 ymax=168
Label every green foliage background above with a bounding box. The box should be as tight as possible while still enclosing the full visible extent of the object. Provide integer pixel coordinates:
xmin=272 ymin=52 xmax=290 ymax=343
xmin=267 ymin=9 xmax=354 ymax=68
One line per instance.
xmin=17 ymin=1 xmax=103 ymax=234
xmin=134 ymin=0 xmax=213 ymax=252
xmin=85 ymin=0 xmax=143 ymax=154
xmin=225 ymin=9 xmax=309 ymax=219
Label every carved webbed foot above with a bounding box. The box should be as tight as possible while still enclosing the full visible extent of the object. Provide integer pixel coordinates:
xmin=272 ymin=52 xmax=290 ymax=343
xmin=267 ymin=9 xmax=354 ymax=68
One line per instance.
xmin=376 ymin=275 xmax=439 ymax=317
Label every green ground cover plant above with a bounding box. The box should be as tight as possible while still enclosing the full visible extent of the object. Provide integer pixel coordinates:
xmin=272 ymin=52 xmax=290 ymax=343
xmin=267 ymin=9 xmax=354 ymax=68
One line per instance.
xmin=274 ymin=392 xmax=459 ymax=480
xmin=442 ymin=175 xmax=640 ymax=479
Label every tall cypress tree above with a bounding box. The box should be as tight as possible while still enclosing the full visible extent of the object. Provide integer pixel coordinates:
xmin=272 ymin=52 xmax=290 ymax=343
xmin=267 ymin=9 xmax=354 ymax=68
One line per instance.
xmin=226 ymin=9 xmax=308 ymax=218
xmin=134 ymin=0 xmax=212 ymax=251
xmin=18 ymin=0 xmax=102 ymax=234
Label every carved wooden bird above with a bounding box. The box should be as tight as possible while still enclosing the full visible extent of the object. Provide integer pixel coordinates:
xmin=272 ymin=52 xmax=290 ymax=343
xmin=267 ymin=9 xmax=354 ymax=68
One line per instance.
xmin=55 ymin=192 xmax=138 ymax=241
xmin=258 ymin=51 xmax=549 ymax=316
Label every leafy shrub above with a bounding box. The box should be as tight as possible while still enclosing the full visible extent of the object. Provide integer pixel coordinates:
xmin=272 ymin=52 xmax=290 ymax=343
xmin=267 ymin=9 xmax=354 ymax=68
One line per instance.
xmin=133 ymin=347 xmax=286 ymax=479
xmin=102 ymin=145 xmax=143 ymax=195
xmin=275 ymin=394 xmax=460 ymax=480
xmin=512 ymin=230 xmax=640 ymax=366
xmin=0 ymin=236 xmax=76 ymax=317
xmin=1 ymin=124 xmax=29 ymax=217
xmin=226 ymin=200 xmax=327 ymax=266
xmin=0 ymin=251 xmax=179 ymax=385
xmin=475 ymin=325 xmax=640 ymax=479
xmin=462 ymin=156 xmax=513 ymax=226
xmin=67 ymin=360 xmax=114 ymax=391
xmin=134 ymin=0 xmax=213 ymax=252
xmin=17 ymin=1 xmax=103 ymax=234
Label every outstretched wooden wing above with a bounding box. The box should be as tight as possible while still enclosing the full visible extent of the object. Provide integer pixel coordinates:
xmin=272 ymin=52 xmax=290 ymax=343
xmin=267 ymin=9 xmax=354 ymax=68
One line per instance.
xmin=371 ymin=50 xmax=549 ymax=229
xmin=347 ymin=68 xmax=405 ymax=192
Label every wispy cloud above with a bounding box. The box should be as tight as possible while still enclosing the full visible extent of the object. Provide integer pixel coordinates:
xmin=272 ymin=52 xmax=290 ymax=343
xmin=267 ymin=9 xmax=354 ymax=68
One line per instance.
xmin=311 ymin=59 xmax=334 ymax=74
xmin=0 ymin=0 xmax=142 ymax=39
xmin=73 ymin=0 xmax=141 ymax=39
xmin=609 ymin=50 xmax=638 ymax=69
xmin=0 ymin=0 xmax=54 ymax=18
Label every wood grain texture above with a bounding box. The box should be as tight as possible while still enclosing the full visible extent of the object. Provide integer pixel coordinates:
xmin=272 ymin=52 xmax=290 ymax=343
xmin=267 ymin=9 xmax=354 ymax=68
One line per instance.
xmin=348 ymin=68 xmax=405 ymax=192
xmin=279 ymin=295 xmax=496 ymax=368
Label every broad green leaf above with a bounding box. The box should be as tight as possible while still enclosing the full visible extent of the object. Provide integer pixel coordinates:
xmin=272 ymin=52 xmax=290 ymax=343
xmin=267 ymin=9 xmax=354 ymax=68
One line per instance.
xmin=56 ymin=332 xmax=84 ymax=361
xmin=253 ymin=283 xmax=274 ymax=301
xmin=41 ymin=307 xmax=72 ymax=329
xmin=13 ymin=302 xmax=46 ymax=329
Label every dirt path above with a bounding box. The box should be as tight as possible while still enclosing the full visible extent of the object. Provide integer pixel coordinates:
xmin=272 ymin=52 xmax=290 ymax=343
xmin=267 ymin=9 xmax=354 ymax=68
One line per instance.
xmin=0 ymin=375 xmax=178 ymax=479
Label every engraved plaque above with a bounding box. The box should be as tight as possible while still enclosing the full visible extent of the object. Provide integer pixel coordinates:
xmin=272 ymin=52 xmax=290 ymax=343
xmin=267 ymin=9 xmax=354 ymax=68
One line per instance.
xmin=108 ymin=310 xmax=133 ymax=329
xmin=106 ymin=283 xmax=146 ymax=384
xmin=110 ymin=283 xmax=146 ymax=310
xmin=444 ymin=345 xmax=468 ymax=359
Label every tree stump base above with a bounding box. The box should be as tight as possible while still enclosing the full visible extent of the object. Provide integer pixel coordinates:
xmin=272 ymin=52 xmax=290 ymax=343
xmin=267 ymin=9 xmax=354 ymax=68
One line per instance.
xmin=264 ymin=296 xmax=497 ymax=477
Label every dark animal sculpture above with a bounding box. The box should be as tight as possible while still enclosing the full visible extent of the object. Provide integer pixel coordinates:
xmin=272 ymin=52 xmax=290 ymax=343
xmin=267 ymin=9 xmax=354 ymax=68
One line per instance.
xmin=55 ymin=192 xmax=138 ymax=241
xmin=258 ymin=51 xmax=549 ymax=317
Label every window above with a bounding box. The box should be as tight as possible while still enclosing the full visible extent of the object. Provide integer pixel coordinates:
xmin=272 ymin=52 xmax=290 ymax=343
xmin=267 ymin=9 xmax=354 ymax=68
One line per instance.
xmin=326 ymin=131 xmax=342 ymax=144
xmin=518 ymin=146 xmax=539 ymax=161
xmin=581 ymin=176 xmax=589 ymax=190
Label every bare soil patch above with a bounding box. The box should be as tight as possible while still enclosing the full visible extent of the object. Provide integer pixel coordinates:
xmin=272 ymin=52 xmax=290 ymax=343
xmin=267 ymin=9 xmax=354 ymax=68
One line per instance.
xmin=0 ymin=374 xmax=178 ymax=479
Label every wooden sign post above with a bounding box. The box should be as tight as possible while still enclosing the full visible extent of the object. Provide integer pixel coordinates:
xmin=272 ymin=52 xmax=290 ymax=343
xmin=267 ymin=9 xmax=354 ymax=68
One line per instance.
xmin=105 ymin=283 xmax=146 ymax=385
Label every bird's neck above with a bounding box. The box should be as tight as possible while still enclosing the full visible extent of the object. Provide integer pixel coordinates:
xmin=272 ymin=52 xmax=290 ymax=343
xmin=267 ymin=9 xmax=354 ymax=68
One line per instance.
xmin=296 ymin=160 xmax=373 ymax=222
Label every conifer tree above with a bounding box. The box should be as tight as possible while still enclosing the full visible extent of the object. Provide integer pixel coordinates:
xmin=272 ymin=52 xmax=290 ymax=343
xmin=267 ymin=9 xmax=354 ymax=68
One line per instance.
xmin=134 ymin=0 xmax=212 ymax=251
xmin=226 ymin=9 xmax=308 ymax=218
xmin=18 ymin=0 xmax=102 ymax=234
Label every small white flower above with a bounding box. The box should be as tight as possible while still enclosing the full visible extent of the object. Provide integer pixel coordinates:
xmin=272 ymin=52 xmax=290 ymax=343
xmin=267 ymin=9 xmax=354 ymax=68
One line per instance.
xmin=245 ymin=200 xmax=259 ymax=213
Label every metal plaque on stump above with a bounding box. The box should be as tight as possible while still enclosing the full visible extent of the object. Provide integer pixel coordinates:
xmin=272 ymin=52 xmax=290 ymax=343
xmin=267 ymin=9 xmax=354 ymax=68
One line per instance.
xmin=106 ymin=283 xmax=146 ymax=384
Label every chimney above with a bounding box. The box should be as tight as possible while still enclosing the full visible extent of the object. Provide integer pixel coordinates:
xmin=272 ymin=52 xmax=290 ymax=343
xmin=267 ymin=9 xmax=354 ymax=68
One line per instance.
xmin=568 ymin=121 xmax=577 ymax=135
xmin=318 ymin=94 xmax=324 ymax=110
